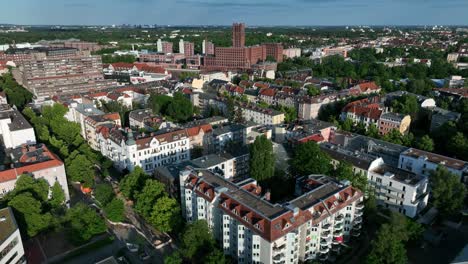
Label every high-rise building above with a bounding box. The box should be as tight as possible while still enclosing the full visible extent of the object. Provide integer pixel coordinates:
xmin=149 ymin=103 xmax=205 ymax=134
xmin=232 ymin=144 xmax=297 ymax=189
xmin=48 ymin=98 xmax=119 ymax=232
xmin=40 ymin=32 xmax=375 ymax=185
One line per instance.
xmin=179 ymin=40 xmax=195 ymax=57
xmin=232 ymin=23 xmax=246 ymax=48
xmin=157 ymin=39 xmax=173 ymax=54
xmin=202 ymin=39 xmax=215 ymax=55
xmin=264 ymin=43 xmax=284 ymax=63
xmin=12 ymin=48 xmax=116 ymax=100
xmin=180 ymin=169 xmax=364 ymax=263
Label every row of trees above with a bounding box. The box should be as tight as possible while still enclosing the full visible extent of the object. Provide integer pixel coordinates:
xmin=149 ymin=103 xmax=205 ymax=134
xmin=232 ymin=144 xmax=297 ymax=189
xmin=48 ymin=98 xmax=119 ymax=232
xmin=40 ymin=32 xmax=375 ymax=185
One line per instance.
xmin=94 ymin=183 xmax=125 ymax=223
xmin=119 ymin=167 xmax=181 ymax=232
xmin=148 ymin=92 xmax=194 ymax=123
xmin=0 ymin=176 xmax=106 ymax=244
xmin=165 ymin=220 xmax=229 ymax=264
xmin=23 ymin=104 xmax=113 ymax=188
xmin=0 ymin=72 xmax=33 ymax=110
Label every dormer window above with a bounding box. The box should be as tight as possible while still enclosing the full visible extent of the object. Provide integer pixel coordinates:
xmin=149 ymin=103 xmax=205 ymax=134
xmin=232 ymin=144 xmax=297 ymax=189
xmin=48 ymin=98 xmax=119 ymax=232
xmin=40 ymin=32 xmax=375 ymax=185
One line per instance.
xmin=284 ymin=223 xmax=290 ymax=229
xmin=233 ymin=209 xmax=238 ymax=215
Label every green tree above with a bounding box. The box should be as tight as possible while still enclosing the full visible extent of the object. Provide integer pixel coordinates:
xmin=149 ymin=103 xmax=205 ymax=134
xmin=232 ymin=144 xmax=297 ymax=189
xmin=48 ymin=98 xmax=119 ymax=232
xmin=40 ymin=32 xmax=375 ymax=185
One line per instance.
xmin=135 ymin=179 xmax=166 ymax=218
xmin=181 ymin=220 xmax=216 ymax=260
xmin=66 ymin=154 xmax=95 ymax=188
xmin=415 ymin=135 xmax=434 ymax=152
xmin=65 ymin=203 xmax=107 ymax=244
xmin=366 ymin=123 xmax=380 ymax=138
xmin=335 ymin=161 xmax=367 ymax=191
xmin=49 ymin=182 xmax=65 ymax=208
xmin=391 ymin=94 xmax=419 ymax=115
xmin=164 ymin=252 xmax=183 ymax=264
xmin=205 ymin=249 xmax=229 ymax=264
xmin=249 ymin=135 xmax=275 ymax=181
xmin=94 ymin=184 xmax=115 ymax=206
xmin=290 ymin=141 xmax=331 ymax=176
xmin=306 ymin=85 xmax=320 ymax=96
xmin=341 ymin=118 xmax=354 ymax=131
xmin=149 ymin=196 xmax=181 ymax=233
xmin=166 ymin=92 xmax=194 ymax=122
xmin=104 ymin=198 xmax=125 ymax=222
xmin=366 ymin=213 xmax=420 ymax=264
xmin=119 ymin=167 xmax=148 ymax=201
xmin=8 ymin=192 xmax=52 ymax=237
xmin=13 ymin=175 xmax=49 ymax=202
xmin=430 ymin=166 xmax=466 ymax=217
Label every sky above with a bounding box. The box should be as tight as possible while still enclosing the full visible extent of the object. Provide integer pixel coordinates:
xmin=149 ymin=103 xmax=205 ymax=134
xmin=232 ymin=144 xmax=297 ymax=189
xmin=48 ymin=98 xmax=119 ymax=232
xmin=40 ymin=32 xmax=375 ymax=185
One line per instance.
xmin=1 ymin=0 xmax=468 ymax=26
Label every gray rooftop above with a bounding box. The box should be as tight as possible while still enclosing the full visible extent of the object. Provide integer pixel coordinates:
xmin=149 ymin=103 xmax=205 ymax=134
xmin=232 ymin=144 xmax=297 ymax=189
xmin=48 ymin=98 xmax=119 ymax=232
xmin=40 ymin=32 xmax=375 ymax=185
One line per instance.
xmin=189 ymin=154 xmax=230 ymax=169
xmin=129 ymin=108 xmax=154 ymax=122
xmin=0 ymin=207 xmax=18 ymax=244
xmin=0 ymin=106 xmax=33 ymax=132
xmin=371 ymin=164 xmax=425 ymax=186
xmin=74 ymin=104 xmax=104 ymax=116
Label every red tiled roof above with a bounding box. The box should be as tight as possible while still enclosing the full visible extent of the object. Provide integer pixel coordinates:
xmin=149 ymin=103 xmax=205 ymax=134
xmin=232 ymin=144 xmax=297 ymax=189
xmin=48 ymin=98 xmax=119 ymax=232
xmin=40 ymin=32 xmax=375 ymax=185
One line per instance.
xmin=186 ymin=124 xmax=213 ymax=137
xmin=103 ymin=112 xmax=120 ymax=121
xmin=259 ymin=88 xmax=276 ymax=97
xmin=357 ymin=82 xmax=380 ymax=93
xmin=110 ymin=62 xmax=134 ymax=70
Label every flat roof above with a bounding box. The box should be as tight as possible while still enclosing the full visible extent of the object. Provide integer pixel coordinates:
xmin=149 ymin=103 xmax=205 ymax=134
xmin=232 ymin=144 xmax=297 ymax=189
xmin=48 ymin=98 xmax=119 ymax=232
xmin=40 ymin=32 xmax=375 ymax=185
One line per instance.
xmin=0 ymin=207 xmax=18 ymax=244
xmin=402 ymin=148 xmax=467 ymax=171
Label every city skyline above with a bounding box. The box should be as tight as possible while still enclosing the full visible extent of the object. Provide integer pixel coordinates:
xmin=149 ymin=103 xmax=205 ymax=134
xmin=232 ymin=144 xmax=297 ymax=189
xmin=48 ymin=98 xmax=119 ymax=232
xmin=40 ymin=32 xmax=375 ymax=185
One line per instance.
xmin=1 ymin=0 xmax=468 ymax=26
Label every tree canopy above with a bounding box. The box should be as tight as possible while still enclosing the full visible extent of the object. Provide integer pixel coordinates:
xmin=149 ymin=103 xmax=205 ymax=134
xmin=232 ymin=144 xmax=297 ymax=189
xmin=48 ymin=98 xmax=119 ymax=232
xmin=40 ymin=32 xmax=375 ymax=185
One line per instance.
xmin=249 ymin=135 xmax=275 ymax=181
xmin=65 ymin=203 xmax=107 ymax=244
xmin=430 ymin=166 xmax=466 ymax=217
xmin=290 ymin=141 xmax=332 ymax=176
xmin=119 ymin=167 xmax=148 ymax=201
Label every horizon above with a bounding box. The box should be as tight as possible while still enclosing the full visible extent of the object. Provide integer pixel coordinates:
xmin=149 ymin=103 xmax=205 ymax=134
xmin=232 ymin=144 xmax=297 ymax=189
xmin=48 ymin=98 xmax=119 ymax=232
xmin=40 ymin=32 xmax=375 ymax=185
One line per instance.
xmin=1 ymin=0 xmax=468 ymax=26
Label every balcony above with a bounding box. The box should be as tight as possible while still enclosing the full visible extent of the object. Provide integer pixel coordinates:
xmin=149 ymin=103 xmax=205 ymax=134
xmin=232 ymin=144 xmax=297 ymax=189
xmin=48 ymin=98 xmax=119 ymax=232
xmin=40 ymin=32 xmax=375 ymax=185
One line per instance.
xmin=334 ymin=223 xmax=344 ymax=231
xmin=273 ymin=253 xmax=285 ymax=261
xmin=321 ymin=231 xmax=331 ymax=238
xmin=318 ymin=254 xmax=329 ymax=261
xmin=320 ymin=239 xmax=329 ymax=246
xmin=354 ymin=210 xmax=363 ymax=217
xmin=352 ymin=231 xmax=361 ymax=237
xmin=273 ymin=244 xmax=286 ymax=252
xmin=322 ymin=223 xmax=332 ymax=231
xmin=332 ymin=244 xmax=341 ymax=252
xmin=353 ymin=224 xmax=362 ymax=230
xmin=354 ymin=216 xmax=363 ymax=224
xmin=355 ymin=202 xmax=364 ymax=210
xmin=335 ymin=215 xmax=344 ymax=224
xmin=320 ymin=247 xmax=330 ymax=254
xmin=333 ymin=229 xmax=343 ymax=237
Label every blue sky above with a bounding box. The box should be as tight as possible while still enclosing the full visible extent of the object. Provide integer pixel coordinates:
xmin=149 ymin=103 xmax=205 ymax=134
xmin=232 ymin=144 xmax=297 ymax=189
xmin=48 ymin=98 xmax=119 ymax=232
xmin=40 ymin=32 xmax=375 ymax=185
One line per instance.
xmin=1 ymin=0 xmax=468 ymax=26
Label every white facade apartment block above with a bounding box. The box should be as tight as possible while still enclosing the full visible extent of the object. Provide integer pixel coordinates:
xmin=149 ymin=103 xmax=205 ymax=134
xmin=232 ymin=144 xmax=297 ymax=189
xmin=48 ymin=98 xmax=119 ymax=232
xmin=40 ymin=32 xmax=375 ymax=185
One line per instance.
xmin=180 ymin=170 xmax=364 ymax=263
xmin=98 ymin=129 xmax=190 ymax=174
xmin=240 ymin=106 xmax=285 ymax=125
xmin=0 ymin=207 xmax=25 ymax=264
xmin=399 ymin=148 xmax=468 ymax=182
xmin=368 ymin=158 xmax=429 ymax=218
xmin=0 ymin=107 xmax=36 ymax=149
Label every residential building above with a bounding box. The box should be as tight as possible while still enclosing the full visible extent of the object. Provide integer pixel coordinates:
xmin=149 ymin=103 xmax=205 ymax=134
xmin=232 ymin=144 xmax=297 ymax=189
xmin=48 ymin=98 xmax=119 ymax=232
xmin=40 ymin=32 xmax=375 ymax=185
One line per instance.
xmin=180 ymin=169 xmax=364 ymax=263
xmin=367 ymin=158 xmax=429 ymax=218
xmin=157 ymin=39 xmax=174 ymax=54
xmin=97 ymin=128 xmax=190 ymax=173
xmin=399 ymin=148 xmax=468 ymax=182
xmin=323 ymin=47 xmax=348 ymax=58
xmin=0 ymin=105 xmax=36 ymax=149
xmin=240 ymin=105 xmax=285 ymax=125
xmin=378 ymin=113 xmax=411 ymax=135
xmin=185 ymin=123 xmax=213 ymax=154
xmin=0 ymin=144 xmax=70 ymax=203
xmin=283 ymin=48 xmax=301 ymax=59
xmin=0 ymin=207 xmax=25 ymax=264
xmin=83 ymin=113 xmax=121 ymax=151
xmin=128 ymin=108 xmax=163 ymax=130
xmin=179 ymin=40 xmax=195 ymax=57
xmin=203 ymin=40 xmax=215 ymax=55
xmin=208 ymin=124 xmax=246 ymax=153
xmin=429 ymin=107 xmax=461 ymax=132
xmin=263 ymin=43 xmax=284 ymax=63
xmin=65 ymin=103 xmax=106 ymax=137
xmin=340 ymin=97 xmax=382 ymax=128
xmin=12 ymin=49 xmax=116 ymax=99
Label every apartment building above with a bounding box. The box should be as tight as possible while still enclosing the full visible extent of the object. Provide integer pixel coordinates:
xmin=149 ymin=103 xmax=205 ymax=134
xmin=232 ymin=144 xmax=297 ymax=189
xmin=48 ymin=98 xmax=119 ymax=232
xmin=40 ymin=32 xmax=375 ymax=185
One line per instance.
xmin=0 ymin=144 xmax=70 ymax=203
xmin=13 ymin=49 xmax=116 ymax=99
xmin=179 ymin=40 xmax=195 ymax=57
xmin=368 ymin=158 xmax=429 ymax=218
xmin=0 ymin=105 xmax=36 ymax=149
xmin=128 ymin=108 xmax=163 ymax=130
xmin=429 ymin=107 xmax=461 ymax=132
xmin=378 ymin=113 xmax=411 ymax=136
xmin=209 ymin=124 xmax=246 ymax=153
xmin=97 ymin=128 xmax=190 ymax=173
xmin=240 ymin=105 xmax=285 ymax=125
xmin=399 ymin=148 xmax=468 ymax=182
xmin=202 ymin=40 xmax=215 ymax=55
xmin=0 ymin=207 xmax=25 ymax=264
xmin=157 ymin=39 xmax=174 ymax=54
xmin=321 ymin=142 xmax=428 ymax=218
xmin=83 ymin=114 xmax=121 ymax=151
xmin=340 ymin=97 xmax=383 ymax=128
xmin=180 ymin=169 xmax=363 ymax=263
